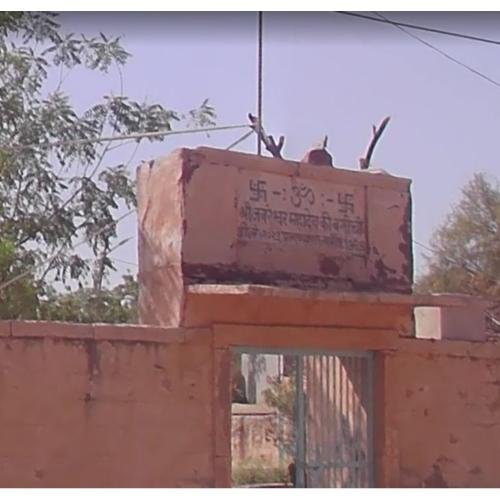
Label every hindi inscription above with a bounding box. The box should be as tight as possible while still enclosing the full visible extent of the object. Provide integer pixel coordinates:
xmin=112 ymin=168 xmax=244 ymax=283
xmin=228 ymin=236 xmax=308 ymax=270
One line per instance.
xmin=237 ymin=172 xmax=368 ymax=256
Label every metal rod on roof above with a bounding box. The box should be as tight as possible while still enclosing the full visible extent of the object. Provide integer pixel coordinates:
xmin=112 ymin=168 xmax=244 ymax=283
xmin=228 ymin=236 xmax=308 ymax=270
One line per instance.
xmin=257 ymin=11 xmax=263 ymax=156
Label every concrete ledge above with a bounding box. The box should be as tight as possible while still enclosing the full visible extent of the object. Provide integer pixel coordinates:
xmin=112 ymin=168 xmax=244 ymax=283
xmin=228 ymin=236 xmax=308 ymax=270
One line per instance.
xmin=187 ymin=284 xmax=490 ymax=308
xmin=12 ymin=320 xmax=94 ymax=340
xmin=94 ymin=324 xmax=184 ymax=344
xmin=1 ymin=320 xmax=204 ymax=344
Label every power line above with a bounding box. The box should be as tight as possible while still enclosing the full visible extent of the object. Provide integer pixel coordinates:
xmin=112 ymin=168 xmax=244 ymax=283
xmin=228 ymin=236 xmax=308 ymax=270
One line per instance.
xmin=351 ymin=9 xmax=500 ymax=329
xmin=415 ymin=238 xmax=469 ymax=272
xmin=0 ymin=209 xmax=135 ymax=292
xmin=414 ymin=239 xmax=440 ymax=257
xmin=226 ymin=129 xmax=254 ymax=151
xmin=414 ymin=239 xmax=480 ymax=274
xmin=0 ymin=123 xmax=250 ymax=153
xmin=371 ymin=11 xmax=500 ymax=89
xmin=111 ymin=256 xmax=138 ymax=268
xmin=337 ymin=11 xmax=500 ymax=47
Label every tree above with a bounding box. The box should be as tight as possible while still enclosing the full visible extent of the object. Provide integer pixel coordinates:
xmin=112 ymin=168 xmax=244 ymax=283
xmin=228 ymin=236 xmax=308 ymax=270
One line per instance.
xmin=39 ymin=273 xmax=138 ymax=324
xmin=0 ymin=12 xmax=216 ymax=322
xmin=417 ymin=173 xmax=500 ymax=296
xmin=262 ymin=371 xmax=296 ymax=460
xmin=417 ymin=173 xmax=500 ymax=330
xmin=0 ymin=12 xmax=23 ymax=32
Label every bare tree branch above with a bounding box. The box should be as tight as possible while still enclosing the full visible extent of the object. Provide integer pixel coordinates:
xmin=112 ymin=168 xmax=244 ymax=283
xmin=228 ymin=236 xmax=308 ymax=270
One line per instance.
xmin=248 ymin=113 xmax=285 ymax=159
xmin=359 ymin=116 xmax=391 ymax=170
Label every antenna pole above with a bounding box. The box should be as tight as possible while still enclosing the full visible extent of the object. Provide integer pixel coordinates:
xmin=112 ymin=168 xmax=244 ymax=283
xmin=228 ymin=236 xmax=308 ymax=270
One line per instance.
xmin=257 ymin=12 xmax=263 ymax=155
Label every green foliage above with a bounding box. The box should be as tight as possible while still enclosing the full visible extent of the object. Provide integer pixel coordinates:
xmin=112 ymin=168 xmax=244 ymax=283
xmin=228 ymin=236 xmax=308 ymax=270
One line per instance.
xmin=262 ymin=375 xmax=296 ymax=457
xmin=0 ymin=12 xmax=23 ymax=34
xmin=232 ymin=458 xmax=290 ymax=486
xmin=0 ymin=237 xmax=38 ymax=319
xmin=0 ymin=12 xmax=216 ymax=321
xmin=263 ymin=376 xmax=295 ymax=421
xmin=417 ymin=173 xmax=500 ymax=298
xmin=39 ymin=273 xmax=138 ymax=323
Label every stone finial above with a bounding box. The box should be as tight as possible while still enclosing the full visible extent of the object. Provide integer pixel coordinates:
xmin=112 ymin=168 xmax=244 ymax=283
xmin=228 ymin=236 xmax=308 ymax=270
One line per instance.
xmin=301 ymin=135 xmax=334 ymax=167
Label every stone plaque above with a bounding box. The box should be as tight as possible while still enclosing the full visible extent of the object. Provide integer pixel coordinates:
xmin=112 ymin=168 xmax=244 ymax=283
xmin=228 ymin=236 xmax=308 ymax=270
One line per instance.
xmin=236 ymin=171 xmax=367 ymax=257
xmin=138 ymin=147 xmax=413 ymax=300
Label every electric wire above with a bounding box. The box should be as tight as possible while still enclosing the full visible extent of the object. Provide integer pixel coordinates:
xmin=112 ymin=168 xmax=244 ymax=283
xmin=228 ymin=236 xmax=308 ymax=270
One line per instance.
xmin=111 ymin=256 xmax=138 ymax=268
xmin=226 ymin=130 xmax=254 ymax=150
xmin=371 ymin=11 xmax=500 ymax=89
xmin=336 ymin=11 xmax=500 ymax=47
xmin=0 ymin=123 xmax=251 ymax=153
xmin=0 ymin=209 xmax=135 ymax=292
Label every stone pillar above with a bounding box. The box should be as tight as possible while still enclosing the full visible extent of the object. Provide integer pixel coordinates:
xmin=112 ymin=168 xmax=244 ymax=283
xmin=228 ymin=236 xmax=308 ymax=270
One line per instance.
xmin=137 ymin=147 xmax=413 ymax=327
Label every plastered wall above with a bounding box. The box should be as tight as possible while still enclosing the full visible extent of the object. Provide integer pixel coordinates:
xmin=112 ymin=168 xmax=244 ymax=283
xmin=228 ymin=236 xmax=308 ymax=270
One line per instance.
xmin=378 ymin=338 xmax=500 ymax=487
xmin=231 ymin=405 xmax=285 ymax=468
xmin=0 ymin=321 xmax=214 ymax=487
xmin=2 ymin=318 xmax=500 ymax=487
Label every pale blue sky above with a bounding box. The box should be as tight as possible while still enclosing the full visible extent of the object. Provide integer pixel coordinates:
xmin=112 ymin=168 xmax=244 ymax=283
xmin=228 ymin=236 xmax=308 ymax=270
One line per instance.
xmin=55 ymin=12 xmax=500 ymax=285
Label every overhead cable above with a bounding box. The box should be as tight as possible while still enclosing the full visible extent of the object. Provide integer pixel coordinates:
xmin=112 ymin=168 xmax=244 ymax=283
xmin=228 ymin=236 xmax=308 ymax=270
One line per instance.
xmin=337 ymin=11 xmax=500 ymax=47
xmin=0 ymin=123 xmax=250 ymax=153
xmin=372 ymin=11 xmax=500 ymax=89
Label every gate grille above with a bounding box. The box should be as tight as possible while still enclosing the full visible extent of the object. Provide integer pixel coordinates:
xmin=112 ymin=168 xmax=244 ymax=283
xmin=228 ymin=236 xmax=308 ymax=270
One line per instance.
xmin=296 ymin=352 xmax=373 ymax=487
xmin=233 ymin=347 xmax=373 ymax=488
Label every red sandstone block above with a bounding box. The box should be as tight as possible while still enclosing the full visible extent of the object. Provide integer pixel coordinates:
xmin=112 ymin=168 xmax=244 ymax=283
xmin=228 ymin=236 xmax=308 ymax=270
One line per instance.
xmin=94 ymin=324 xmax=184 ymax=344
xmin=11 ymin=320 xmax=93 ymax=340
xmin=0 ymin=320 xmax=12 ymax=337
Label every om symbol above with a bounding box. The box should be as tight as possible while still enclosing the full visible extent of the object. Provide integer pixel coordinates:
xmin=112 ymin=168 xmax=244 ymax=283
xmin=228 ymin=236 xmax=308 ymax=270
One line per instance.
xmin=290 ymin=184 xmax=316 ymax=208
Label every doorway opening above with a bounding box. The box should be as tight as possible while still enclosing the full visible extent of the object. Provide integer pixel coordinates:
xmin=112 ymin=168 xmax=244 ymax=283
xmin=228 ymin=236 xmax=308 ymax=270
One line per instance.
xmin=230 ymin=347 xmax=374 ymax=488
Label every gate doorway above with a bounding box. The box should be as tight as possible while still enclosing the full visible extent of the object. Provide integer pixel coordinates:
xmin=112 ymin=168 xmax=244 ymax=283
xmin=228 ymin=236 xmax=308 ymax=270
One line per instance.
xmin=230 ymin=347 xmax=374 ymax=488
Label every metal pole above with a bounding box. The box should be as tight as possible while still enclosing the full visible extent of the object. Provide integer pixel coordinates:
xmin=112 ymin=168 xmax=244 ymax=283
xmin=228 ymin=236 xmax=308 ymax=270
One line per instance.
xmin=296 ymin=355 xmax=305 ymax=487
xmin=367 ymin=353 xmax=375 ymax=487
xmin=257 ymin=11 xmax=263 ymax=155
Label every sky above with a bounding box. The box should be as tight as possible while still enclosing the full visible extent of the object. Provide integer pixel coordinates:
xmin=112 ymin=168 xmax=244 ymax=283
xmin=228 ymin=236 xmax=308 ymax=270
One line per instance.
xmin=53 ymin=11 xmax=500 ymax=285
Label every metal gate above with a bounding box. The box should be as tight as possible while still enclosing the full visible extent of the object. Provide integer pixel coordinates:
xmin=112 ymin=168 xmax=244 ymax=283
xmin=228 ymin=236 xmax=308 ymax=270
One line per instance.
xmin=233 ymin=348 xmax=374 ymax=488
xmin=296 ymin=351 xmax=373 ymax=487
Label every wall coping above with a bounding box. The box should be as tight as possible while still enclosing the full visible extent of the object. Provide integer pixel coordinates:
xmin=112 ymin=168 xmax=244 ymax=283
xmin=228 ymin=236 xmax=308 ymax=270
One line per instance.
xmin=0 ymin=320 xmax=205 ymax=344
xmin=0 ymin=315 xmax=495 ymax=355
xmin=186 ymin=284 xmax=491 ymax=308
